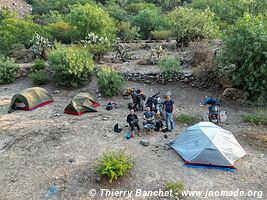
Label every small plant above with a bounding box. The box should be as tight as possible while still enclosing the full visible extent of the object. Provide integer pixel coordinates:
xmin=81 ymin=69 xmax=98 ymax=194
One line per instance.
xmin=97 ymin=67 xmax=125 ymax=97
xmin=29 ymin=33 xmax=51 ymax=59
xmin=159 ymin=56 xmax=181 ymax=81
xmin=0 ymin=56 xmax=17 ymax=84
xmin=165 ymin=181 xmax=185 ymax=199
xmin=174 ymin=114 xmax=199 ymax=125
xmin=29 ymin=70 xmax=48 ymax=85
xmin=31 ymin=59 xmax=45 ymax=72
xmin=96 ymin=150 xmax=135 ymax=183
xmin=243 ymin=110 xmax=267 ymax=126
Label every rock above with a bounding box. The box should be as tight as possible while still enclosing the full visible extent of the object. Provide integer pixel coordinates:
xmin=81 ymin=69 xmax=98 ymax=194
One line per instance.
xmin=223 ymin=88 xmax=244 ymax=100
xmin=53 ymin=90 xmax=60 ymax=94
xmin=164 ymin=134 xmax=168 ymax=138
xmin=220 ymin=74 xmax=234 ymax=88
xmin=95 ymin=176 xmax=102 ymax=183
xmin=68 ymin=158 xmax=75 ymax=163
xmin=102 ymin=117 xmax=108 ymax=121
xmin=183 ymin=77 xmax=189 ymax=83
xmin=140 ymin=139 xmax=149 ymax=146
xmin=16 ymin=67 xmax=28 ymax=78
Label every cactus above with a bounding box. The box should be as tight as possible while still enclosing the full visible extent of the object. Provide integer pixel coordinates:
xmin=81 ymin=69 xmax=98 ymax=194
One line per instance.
xmin=29 ymin=34 xmax=51 ymax=59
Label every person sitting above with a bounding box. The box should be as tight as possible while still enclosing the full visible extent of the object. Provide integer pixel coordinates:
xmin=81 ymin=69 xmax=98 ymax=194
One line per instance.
xmin=127 ymin=109 xmax=141 ymax=137
xmin=143 ymin=107 xmax=156 ymax=127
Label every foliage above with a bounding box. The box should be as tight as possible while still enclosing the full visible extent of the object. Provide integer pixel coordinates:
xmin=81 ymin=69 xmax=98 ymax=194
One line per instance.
xmin=81 ymin=33 xmax=111 ymax=60
xmin=243 ymin=110 xmax=267 ymax=126
xmin=67 ymin=3 xmax=116 ymax=40
xmin=29 ymin=34 xmax=51 ymax=59
xmin=219 ymin=14 xmax=267 ymax=102
xmin=31 ymin=0 xmax=95 ymax=15
xmin=96 ymin=150 xmax=135 ymax=183
xmin=97 ymin=67 xmax=125 ymax=97
xmin=127 ymin=2 xmax=159 ymax=14
xmin=47 ymin=22 xmax=76 ymax=44
xmin=48 ymin=44 xmax=94 ymax=87
xmin=0 ymin=11 xmax=45 ymax=55
xmin=168 ymin=7 xmax=219 ymax=46
xmin=29 ymin=70 xmax=49 ymax=85
xmin=105 ymin=2 xmax=129 ymax=22
xmin=190 ymin=0 xmax=267 ymax=27
xmin=132 ymin=8 xmax=167 ymax=39
xmin=174 ymin=114 xmax=199 ymax=125
xmin=31 ymin=59 xmax=46 ymax=72
xmin=165 ymin=181 xmax=185 ymax=199
xmin=159 ymin=56 xmax=181 ymax=80
xmin=116 ymin=21 xmax=140 ymax=42
xmin=0 ymin=56 xmax=17 ymax=84
xmin=150 ymin=30 xmax=171 ymax=40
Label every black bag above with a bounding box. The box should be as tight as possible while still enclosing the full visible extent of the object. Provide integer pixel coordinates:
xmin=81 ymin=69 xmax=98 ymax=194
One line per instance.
xmin=106 ymin=102 xmax=113 ymax=111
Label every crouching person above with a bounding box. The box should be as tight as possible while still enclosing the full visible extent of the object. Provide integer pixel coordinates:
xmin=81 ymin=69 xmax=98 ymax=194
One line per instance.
xmin=143 ymin=107 xmax=156 ymax=126
xmin=127 ymin=109 xmax=141 ymax=137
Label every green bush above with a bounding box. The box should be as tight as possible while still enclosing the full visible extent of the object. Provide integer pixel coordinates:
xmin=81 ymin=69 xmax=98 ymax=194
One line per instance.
xmin=48 ymin=44 xmax=94 ymax=87
xmin=105 ymin=2 xmax=129 ymax=22
xmin=67 ymin=3 xmax=116 ymax=41
xmin=190 ymin=0 xmax=266 ymax=27
xmin=48 ymin=22 xmax=76 ymax=43
xmin=168 ymin=7 xmax=219 ymax=46
xmin=0 ymin=56 xmax=17 ymax=84
xmin=31 ymin=59 xmax=45 ymax=72
xmin=150 ymin=30 xmax=171 ymax=40
xmin=159 ymin=56 xmax=181 ymax=80
xmin=243 ymin=110 xmax=267 ymax=126
xmin=29 ymin=70 xmax=49 ymax=85
xmin=132 ymin=8 xmax=167 ymax=39
xmin=97 ymin=67 xmax=125 ymax=97
xmin=174 ymin=114 xmax=199 ymax=125
xmin=220 ymin=14 xmax=267 ymax=102
xmin=116 ymin=21 xmax=140 ymax=42
xmin=0 ymin=11 xmax=46 ymax=55
xmin=96 ymin=150 xmax=135 ymax=183
xmin=165 ymin=181 xmax=185 ymax=199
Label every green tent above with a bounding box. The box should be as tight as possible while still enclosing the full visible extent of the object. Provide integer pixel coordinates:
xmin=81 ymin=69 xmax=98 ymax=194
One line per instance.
xmin=8 ymin=87 xmax=53 ymax=113
xmin=64 ymin=92 xmax=100 ymax=116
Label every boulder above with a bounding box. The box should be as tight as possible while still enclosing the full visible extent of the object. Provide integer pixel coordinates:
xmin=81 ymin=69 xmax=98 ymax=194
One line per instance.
xmin=140 ymin=139 xmax=149 ymax=146
xmin=223 ymin=88 xmax=244 ymax=100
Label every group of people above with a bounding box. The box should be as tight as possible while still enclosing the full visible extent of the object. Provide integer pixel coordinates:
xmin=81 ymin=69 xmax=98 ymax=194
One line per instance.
xmin=126 ymin=95 xmax=174 ymax=138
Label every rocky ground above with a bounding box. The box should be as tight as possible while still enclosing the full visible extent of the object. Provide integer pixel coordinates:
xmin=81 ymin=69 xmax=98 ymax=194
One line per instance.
xmin=0 ymin=0 xmax=31 ymax=17
xmin=0 ymin=74 xmax=266 ymax=199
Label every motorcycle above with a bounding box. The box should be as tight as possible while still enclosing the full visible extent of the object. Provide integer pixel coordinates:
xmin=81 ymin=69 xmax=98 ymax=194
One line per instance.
xmin=146 ymin=92 xmax=163 ymax=116
xmin=123 ymin=88 xmax=146 ymax=111
xmin=203 ymin=96 xmax=222 ymax=125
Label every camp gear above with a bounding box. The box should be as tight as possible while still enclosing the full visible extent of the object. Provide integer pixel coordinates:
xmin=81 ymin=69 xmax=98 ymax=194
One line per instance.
xmin=203 ymin=96 xmax=221 ymax=125
xmin=146 ymin=92 xmax=163 ymax=115
xmin=170 ymin=122 xmax=246 ymax=168
xmin=64 ymin=93 xmax=100 ymax=116
xmin=125 ymin=132 xmax=131 ymax=139
xmin=106 ymin=102 xmax=113 ymax=111
xmin=114 ymin=124 xmax=123 ymax=133
xmin=8 ymin=87 xmax=53 ymax=113
xmin=220 ymin=111 xmax=227 ymax=122
xmin=154 ymin=120 xmax=163 ymax=131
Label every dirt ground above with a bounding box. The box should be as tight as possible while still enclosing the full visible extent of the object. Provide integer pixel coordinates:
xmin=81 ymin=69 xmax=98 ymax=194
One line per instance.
xmin=0 ymin=74 xmax=266 ymax=200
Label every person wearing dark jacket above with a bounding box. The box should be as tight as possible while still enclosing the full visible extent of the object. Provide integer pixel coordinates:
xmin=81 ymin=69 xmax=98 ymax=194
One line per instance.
xmin=127 ymin=109 xmax=141 ymax=137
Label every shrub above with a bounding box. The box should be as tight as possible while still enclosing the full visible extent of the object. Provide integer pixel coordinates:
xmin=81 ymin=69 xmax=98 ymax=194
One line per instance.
xmin=159 ymin=56 xmax=181 ymax=80
xmin=174 ymin=114 xmax=199 ymax=125
xmin=31 ymin=59 xmax=46 ymax=72
xmin=150 ymin=30 xmax=171 ymax=40
xmin=81 ymin=33 xmax=111 ymax=60
xmin=165 ymin=181 xmax=185 ymax=199
xmin=132 ymin=8 xmax=167 ymax=39
xmin=243 ymin=110 xmax=267 ymax=126
xmin=29 ymin=70 xmax=49 ymax=85
xmin=67 ymin=3 xmax=116 ymax=40
xmin=116 ymin=21 xmax=140 ymax=42
xmin=219 ymin=14 xmax=267 ymax=102
xmin=0 ymin=12 xmax=46 ymax=55
xmin=168 ymin=7 xmax=219 ymax=47
xmin=48 ymin=22 xmax=76 ymax=43
xmin=105 ymin=2 xmax=129 ymax=22
xmin=96 ymin=150 xmax=135 ymax=183
xmin=29 ymin=34 xmax=51 ymax=59
xmin=48 ymin=44 xmax=94 ymax=87
xmin=0 ymin=56 xmax=17 ymax=84
xmin=97 ymin=67 xmax=125 ymax=97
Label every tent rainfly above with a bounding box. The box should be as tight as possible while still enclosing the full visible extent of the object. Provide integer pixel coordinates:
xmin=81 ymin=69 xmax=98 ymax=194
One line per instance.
xmin=64 ymin=92 xmax=100 ymax=116
xmin=170 ymin=122 xmax=246 ymax=168
xmin=8 ymin=87 xmax=53 ymax=112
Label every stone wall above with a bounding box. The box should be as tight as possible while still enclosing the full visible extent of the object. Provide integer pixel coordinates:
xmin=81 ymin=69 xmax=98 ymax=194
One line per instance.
xmin=121 ymin=70 xmax=194 ymax=84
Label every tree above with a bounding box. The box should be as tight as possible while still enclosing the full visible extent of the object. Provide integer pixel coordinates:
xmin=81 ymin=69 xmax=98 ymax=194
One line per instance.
xmin=67 ymin=3 xmax=116 ymax=40
xmin=220 ymin=14 xmax=267 ymax=102
xmin=168 ymin=7 xmax=219 ymax=46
